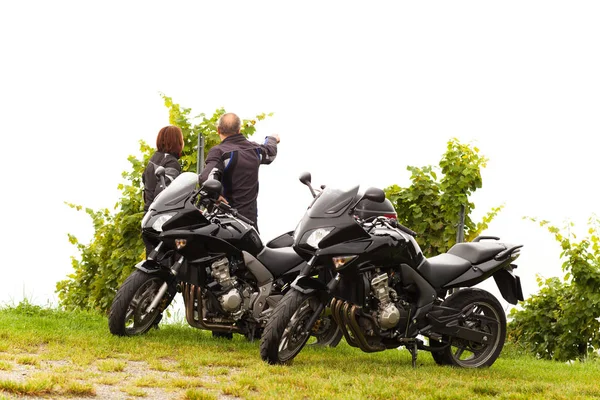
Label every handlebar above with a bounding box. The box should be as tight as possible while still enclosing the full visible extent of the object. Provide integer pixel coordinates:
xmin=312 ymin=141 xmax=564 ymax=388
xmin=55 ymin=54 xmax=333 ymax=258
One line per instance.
xmin=193 ymin=190 xmax=255 ymax=227
xmin=367 ymin=216 xmax=417 ymax=237
xmin=216 ymin=202 xmax=255 ymax=226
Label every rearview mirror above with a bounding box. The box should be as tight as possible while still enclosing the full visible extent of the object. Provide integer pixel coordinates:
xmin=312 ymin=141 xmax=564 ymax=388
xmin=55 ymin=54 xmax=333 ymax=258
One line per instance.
xmin=155 ymin=166 xmax=166 ymax=179
xmin=201 ymin=179 xmax=223 ymax=195
xmin=299 ymin=172 xmax=317 ymax=198
xmin=299 ymin=172 xmax=312 ymax=186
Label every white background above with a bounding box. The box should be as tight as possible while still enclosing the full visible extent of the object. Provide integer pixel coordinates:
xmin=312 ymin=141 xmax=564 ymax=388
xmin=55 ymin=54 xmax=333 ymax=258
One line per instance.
xmin=0 ymin=1 xmax=598 ymax=312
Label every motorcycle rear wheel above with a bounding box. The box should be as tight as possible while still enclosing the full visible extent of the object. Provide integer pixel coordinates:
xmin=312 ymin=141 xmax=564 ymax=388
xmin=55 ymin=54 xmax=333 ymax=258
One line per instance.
xmin=440 ymin=289 xmax=506 ymax=368
xmin=260 ymin=289 xmax=320 ymax=365
xmin=108 ymin=270 xmax=168 ymax=336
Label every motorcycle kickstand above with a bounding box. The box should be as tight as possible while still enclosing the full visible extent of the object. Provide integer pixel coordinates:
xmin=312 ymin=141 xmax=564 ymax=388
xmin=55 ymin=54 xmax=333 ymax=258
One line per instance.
xmin=405 ymin=339 xmax=420 ymax=368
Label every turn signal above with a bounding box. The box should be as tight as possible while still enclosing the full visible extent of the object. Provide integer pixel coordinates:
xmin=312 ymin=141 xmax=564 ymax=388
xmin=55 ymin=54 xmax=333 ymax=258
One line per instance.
xmin=332 ymin=255 xmax=357 ymax=270
xmin=175 ymin=239 xmax=187 ymax=249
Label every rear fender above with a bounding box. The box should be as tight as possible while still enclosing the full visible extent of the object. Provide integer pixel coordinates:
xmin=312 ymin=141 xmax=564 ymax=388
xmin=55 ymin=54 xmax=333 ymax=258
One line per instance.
xmin=493 ymin=269 xmax=524 ymax=305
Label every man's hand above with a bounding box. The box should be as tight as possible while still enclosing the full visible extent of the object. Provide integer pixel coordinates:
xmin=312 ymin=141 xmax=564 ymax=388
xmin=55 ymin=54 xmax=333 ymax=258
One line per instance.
xmin=217 ymin=195 xmax=229 ymax=205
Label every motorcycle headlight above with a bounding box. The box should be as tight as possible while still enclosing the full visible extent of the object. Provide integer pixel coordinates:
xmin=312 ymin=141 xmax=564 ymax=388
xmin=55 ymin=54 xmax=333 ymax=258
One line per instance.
xmin=151 ymin=213 xmax=175 ymax=232
xmin=141 ymin=212 xmax=152 ymax=228
xmin=305 ymin=227 xmax=334 ymax=249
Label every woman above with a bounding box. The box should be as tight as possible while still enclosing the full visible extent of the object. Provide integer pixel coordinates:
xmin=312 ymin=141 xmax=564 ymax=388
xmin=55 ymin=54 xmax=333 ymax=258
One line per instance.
xmin=142 ymin=125 xmax=184 ymax=212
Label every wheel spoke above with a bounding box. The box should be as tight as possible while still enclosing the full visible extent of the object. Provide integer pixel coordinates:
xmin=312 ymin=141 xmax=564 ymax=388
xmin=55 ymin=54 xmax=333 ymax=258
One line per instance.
xmin=125 ymin=309 xmax=135 ymax=322
xmin=454 ymin=346 xmax=466 ymax=360
xmin=279 ymin=331 xmax=290 ymax=353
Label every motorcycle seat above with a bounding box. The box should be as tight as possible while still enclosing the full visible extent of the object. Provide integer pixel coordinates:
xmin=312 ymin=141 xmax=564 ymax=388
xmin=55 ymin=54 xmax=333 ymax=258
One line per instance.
xmin=447 ymin=242 xmax=506 ymax=265
xmin=257 ymin=246 xmax=304 ymax=277
xmin=417 ymin=253 xmax=471 ymax=289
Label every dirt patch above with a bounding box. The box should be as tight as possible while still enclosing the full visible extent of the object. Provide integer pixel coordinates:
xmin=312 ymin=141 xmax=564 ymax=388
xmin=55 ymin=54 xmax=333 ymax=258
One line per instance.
xmin=0 ymin=354 xmax=239 ymax=399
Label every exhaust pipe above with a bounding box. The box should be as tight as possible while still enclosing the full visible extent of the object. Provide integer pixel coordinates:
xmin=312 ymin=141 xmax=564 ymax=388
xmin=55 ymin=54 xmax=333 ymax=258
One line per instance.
xmin=331 ymin=298 xmax=384 ymax=353
xmin=182 ymin=283 xmax=241 ymax=333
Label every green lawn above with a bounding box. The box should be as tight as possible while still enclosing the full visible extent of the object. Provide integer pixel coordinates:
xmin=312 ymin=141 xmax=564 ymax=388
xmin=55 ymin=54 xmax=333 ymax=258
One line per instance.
xmin=0 ymin=302 xmax=598 ymax=399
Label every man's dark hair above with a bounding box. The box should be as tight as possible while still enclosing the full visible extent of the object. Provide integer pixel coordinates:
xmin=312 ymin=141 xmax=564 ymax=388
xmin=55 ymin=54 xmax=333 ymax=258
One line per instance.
xmin=218 ymin=113 xmax=242 ymax=136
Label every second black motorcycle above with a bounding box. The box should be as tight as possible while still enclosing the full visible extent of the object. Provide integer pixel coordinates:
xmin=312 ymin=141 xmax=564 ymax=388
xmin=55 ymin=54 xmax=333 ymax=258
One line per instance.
xmin=260 ymin=174 xmax=524 ymax=368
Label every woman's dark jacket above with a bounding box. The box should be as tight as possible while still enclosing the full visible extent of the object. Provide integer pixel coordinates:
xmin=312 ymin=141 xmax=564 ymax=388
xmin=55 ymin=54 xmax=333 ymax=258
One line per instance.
xmin=142 ymin=152 xmax=181 ymax=211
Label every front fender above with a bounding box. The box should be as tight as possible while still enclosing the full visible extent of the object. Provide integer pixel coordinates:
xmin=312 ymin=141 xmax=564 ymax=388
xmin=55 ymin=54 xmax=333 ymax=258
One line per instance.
xmin=134 ymin=259 xmax=165 ymax=274
xmin=291 ymin=275 xmax=328 ymax=294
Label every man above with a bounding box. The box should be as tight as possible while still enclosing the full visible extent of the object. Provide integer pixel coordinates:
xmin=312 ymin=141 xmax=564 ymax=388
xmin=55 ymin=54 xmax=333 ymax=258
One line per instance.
xmin=199 ymin=112 xmax=280 ymax=232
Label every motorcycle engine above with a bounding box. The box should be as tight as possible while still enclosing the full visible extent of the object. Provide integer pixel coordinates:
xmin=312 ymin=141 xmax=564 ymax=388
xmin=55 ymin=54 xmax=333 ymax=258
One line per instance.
xmin=210 ymin=258 xmax=243 ymax=314
xmin=370 ymin=272 xmax=409 ymax=331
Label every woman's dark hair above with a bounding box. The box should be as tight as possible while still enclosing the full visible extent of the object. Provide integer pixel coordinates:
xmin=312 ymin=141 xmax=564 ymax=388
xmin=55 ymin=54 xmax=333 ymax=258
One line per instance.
xmin=156 ymin=125 xmax=184 ymax=155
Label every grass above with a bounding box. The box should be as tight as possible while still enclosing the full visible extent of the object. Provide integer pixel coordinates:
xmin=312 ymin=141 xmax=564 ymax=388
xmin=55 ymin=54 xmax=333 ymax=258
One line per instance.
xmin=185 ymin=389 xmax=218 ymax=400
xmin=0 ymin=378 xmax=53 ymax=396
xmin=97 ymin=359 xmax=126 ymax=372
xmin=0 ymin=302 xmax=599 ymax=399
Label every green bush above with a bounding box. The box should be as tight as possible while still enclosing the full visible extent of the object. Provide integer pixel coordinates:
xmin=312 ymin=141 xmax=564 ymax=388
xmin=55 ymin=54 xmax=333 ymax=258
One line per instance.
xmin=508 ymin=217 xmax=600 ymax=361
xmin=385 ymin=138 xmax=502 ymax=257
xmin=57 ymin=95 xmax=271 ymax=313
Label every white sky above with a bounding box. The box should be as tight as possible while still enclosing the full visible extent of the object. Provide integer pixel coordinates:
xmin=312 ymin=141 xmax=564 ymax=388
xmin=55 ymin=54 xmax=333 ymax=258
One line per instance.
xmin=1 ymin=1 xmax=598 ymax=310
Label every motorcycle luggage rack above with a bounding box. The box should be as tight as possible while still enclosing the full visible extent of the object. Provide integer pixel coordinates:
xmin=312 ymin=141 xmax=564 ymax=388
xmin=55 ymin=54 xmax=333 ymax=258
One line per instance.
xmin=472 ymin=236 xmax=500 ymax=242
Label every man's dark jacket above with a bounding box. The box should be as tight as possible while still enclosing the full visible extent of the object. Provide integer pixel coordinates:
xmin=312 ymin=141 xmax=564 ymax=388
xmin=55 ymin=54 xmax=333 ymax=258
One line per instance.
xmin=199 ymin=134 xmax=278 ymax=228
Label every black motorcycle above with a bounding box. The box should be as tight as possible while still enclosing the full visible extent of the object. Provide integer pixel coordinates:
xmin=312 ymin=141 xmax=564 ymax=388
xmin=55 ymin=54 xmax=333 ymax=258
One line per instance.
xmin=260 ymin=174 xmax=524 ymax=368
xmin=108 ymin=168 xmax=344 ymax=345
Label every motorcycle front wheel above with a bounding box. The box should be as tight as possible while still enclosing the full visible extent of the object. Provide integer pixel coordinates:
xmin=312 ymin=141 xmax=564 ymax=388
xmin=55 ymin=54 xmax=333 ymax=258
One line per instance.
xmin=260 ymin=289 xmax=321 ymax=365
xmin=108 ymin=270 xmax=170 ymax=336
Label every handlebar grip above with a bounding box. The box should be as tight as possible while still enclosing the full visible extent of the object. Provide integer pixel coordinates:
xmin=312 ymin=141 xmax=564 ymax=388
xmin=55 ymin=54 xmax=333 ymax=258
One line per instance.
xmin=235 ymin=213 xmax=254 ymax=226
xmin=391 ymin=219 xmax=417 ymax=237
xmin=398 ymin=225 xmax=417 ymax=237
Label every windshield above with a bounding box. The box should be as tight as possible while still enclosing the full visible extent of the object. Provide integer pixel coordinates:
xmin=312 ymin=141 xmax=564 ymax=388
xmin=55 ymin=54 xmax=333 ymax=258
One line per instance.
xmin=151 ymin=172 xmax=197 ymax=210
xmin=307 ymin=185 xmax=359 ymax=218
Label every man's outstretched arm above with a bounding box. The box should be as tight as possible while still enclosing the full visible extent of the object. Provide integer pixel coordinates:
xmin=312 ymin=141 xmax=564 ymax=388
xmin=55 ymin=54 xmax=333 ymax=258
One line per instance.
xmin=258 ymin=135 xmax=279 ymax=165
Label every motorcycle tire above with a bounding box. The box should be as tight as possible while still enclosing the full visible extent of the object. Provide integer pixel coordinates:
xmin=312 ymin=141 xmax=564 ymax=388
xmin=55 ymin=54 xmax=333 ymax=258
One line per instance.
xmin=260 ymin=289 xmax=319 ymax=365
xmin=439 ymin=288 xmax=506 ymax=368
xmin=108 ymin=270 xmax=169 ymax=336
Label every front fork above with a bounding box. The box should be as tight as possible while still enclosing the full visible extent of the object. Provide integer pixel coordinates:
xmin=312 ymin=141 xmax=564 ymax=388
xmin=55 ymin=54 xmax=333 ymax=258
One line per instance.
xmin=143 ymin=243 xmax=185 ymax=314
xmin=302 ymin=273 xmax=341 ymax=332
xmin=289 ymin=258 xmax=342 ymax=334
